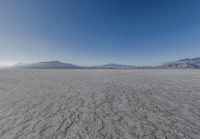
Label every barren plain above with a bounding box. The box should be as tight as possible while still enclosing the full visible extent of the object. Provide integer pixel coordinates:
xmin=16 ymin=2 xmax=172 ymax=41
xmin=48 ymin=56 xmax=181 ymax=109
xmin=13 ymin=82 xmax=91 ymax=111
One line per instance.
xmin=0 ymin=69 xmax=200 ymax=139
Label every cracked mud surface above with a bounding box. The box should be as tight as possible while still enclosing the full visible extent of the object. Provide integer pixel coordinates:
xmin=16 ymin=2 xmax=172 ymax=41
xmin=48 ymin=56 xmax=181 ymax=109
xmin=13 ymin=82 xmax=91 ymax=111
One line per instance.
xmin=0 ymin=69 xmax=200 ymax=139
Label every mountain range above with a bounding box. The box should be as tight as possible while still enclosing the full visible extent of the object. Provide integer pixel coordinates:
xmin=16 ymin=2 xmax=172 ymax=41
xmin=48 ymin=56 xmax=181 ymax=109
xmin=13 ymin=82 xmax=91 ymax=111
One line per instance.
xmin=89 ymin=63 xmax=137 ymax=69
xmin=13 ymin=61 xmax=81 ymax=69
xmin=11 ymin=57 xmax=200 ymax=69
xmin=156 ymin=57 xmax=200 ymax=69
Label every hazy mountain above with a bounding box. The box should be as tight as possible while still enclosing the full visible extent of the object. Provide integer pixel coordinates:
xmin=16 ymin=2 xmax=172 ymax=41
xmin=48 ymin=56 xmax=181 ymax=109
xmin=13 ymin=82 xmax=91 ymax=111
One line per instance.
xmin=13 ymin=61 xmax=81 ymax=69
xmin=14 ymin=63 xmax=29 ymax=67
xmin=91 ymin=63 xmax=137 ymax=69
xmin=177 ymin=57 xmax=200 ymax=67
xmin=11 ymin=57 xmax=200 ymax=69
xmin=157 ymin=62 xmax=199 ymax=69
xmin=157 ymin=57 xmax=200 ymax=69
xmin=13 ymin=62 xmax=138 ymax=69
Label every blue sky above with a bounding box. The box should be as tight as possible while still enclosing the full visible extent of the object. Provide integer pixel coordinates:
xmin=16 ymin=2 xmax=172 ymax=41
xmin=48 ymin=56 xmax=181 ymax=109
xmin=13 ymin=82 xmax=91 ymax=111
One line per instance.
xmin=0 ymin=0 xmax=200 ymax=66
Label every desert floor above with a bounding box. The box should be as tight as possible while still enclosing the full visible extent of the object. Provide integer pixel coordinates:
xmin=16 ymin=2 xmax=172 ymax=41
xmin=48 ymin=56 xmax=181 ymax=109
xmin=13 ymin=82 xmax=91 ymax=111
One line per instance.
xmin=0 ymin=69 xmax=200 ymax=139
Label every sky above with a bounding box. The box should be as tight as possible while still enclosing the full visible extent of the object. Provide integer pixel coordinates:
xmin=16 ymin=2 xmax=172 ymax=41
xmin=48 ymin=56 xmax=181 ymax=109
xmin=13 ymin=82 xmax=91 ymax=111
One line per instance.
xmin=0 ymin=0 xmax=200 ymax=66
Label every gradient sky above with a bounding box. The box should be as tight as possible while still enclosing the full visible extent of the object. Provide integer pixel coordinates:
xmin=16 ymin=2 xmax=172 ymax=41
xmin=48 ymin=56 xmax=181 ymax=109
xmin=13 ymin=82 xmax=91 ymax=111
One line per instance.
xmin=0 ymin=0 xmax=200 ymax=66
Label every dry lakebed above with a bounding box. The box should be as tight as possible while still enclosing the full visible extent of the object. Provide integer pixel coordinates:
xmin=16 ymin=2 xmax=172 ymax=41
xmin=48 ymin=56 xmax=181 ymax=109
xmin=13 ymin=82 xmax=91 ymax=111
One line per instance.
xmin=0 ymin=69 xmax=200 ymax=139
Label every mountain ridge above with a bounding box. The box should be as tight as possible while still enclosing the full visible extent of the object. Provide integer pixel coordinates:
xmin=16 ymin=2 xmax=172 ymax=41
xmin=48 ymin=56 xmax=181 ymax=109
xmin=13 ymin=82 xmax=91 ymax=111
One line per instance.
xmin=11 ymin=57 xmax=200 ymax=69
xmin=13 ymin=61 xmax=81 ymax=69
xmin=157 ymin=57 xmax=200 ymax=69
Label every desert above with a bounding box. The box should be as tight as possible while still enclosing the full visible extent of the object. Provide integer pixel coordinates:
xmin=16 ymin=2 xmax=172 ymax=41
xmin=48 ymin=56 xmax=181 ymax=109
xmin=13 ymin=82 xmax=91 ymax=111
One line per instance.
xmin=0 ymin=69 xmax=200 ymax=139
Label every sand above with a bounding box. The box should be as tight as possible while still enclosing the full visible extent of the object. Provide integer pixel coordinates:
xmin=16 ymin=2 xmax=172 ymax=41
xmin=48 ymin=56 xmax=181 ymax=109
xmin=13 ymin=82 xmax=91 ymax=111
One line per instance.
xmin=0 ymin=69 xmax=200 ymax=139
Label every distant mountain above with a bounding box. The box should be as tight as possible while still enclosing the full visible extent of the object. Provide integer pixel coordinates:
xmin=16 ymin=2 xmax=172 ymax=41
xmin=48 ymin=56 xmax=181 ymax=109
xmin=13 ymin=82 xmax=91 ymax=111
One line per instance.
xmin=11 ymin=57 xmax=200 ymax=69
xmin=12 ymin=62 xmax=138 ymax=69
xmin=13 ymin=61 xmax=81 ymax=69
xmin=157 ymin=57 xmax=200 ymax=69
xmin=157 ymin=62 xmax=199 ymax=69
xmin=177 ymin=57 xmax=200 ymax=67
xmin=91 ymin=63 xmax=137 ymax=69
xmin=14 ymin=63 xmax=29 ymax=67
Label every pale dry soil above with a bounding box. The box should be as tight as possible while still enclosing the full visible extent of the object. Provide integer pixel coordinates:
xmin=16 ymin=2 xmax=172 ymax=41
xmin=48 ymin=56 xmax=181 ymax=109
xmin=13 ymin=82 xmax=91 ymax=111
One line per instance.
xmin=0 ymin=69 xmax=200 ymax=139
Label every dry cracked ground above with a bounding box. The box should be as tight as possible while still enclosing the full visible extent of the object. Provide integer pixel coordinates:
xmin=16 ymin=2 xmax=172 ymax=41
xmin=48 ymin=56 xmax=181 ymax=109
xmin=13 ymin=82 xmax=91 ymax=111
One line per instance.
xmin=0 ymin=69 xmax=200 ymax=139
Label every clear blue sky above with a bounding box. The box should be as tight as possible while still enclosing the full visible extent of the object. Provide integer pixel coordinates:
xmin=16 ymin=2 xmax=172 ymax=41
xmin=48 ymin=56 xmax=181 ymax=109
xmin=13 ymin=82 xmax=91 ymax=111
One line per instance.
xmin=0 ymin=0 xmax=200 ymax=66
